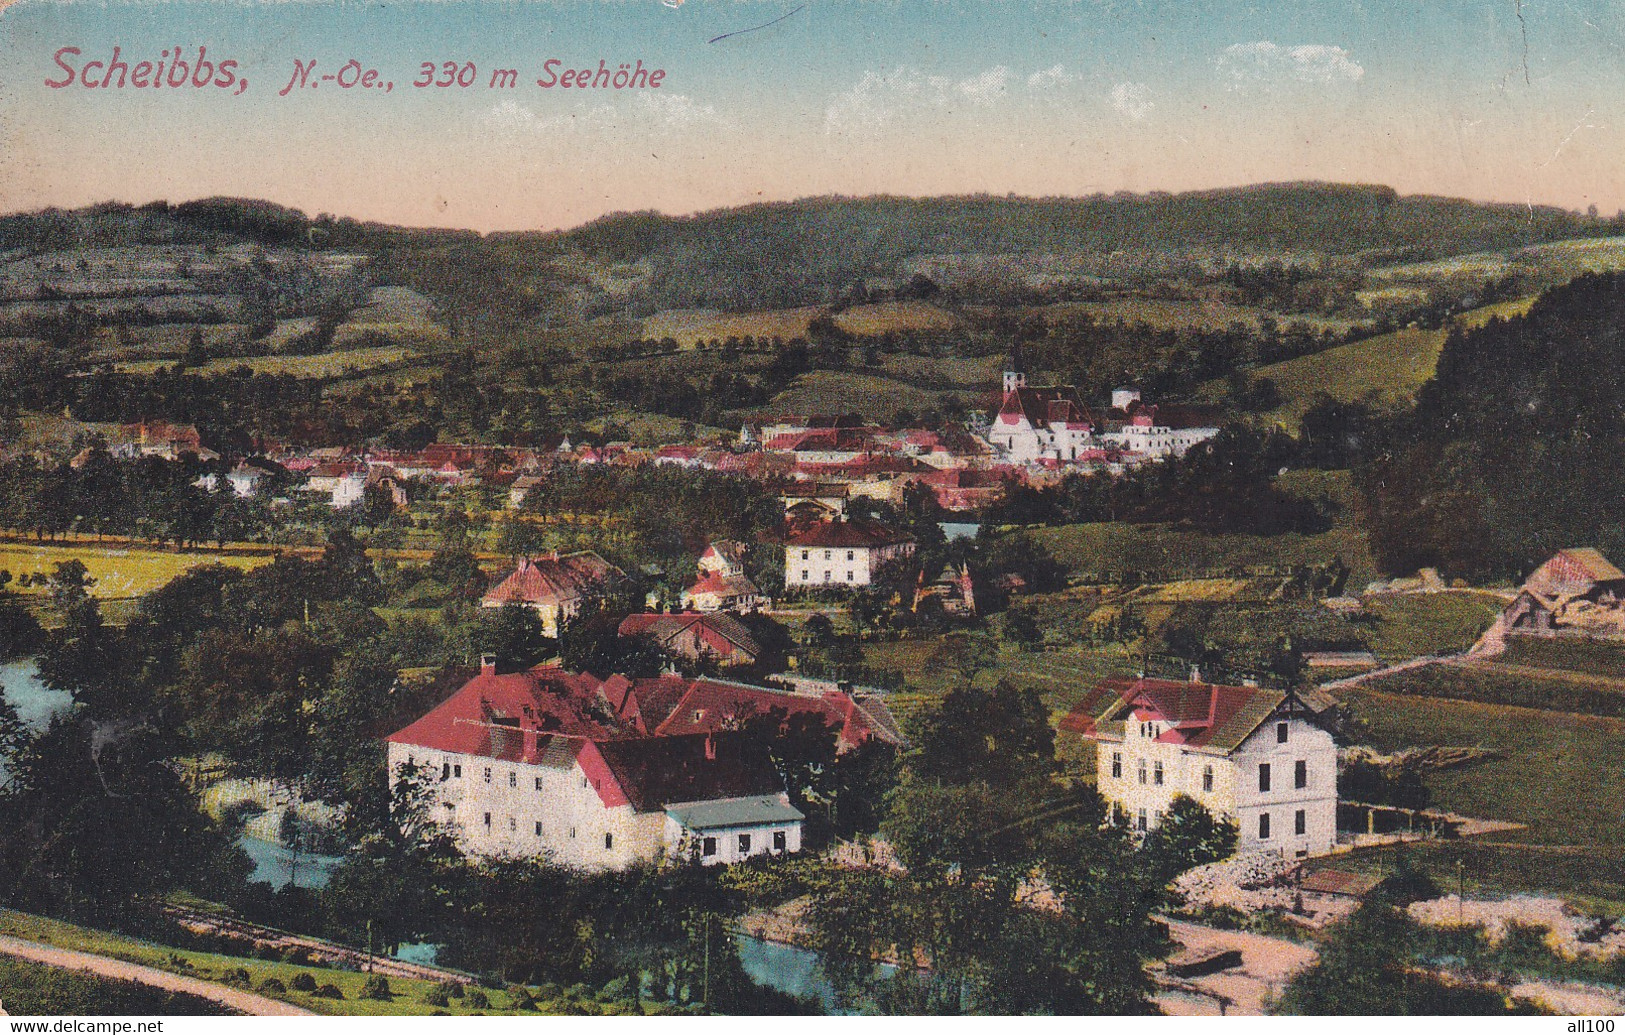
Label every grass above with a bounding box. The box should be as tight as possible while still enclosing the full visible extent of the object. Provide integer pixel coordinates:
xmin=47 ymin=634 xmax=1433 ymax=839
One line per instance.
xmin=0 ymin=910 xmax=612 ymax=1017
xmin=830 ymin=300 xmax=957 ymax=335
xmin=1024 ymin=298 xmax=1357 ymax=335
xmin=1336 ymin=687 xmax=1625 ymax=906
xmin=1361 ymin=660 xmax=1625 ymax=719
xmin=117 ymin=344 xmax=417 ymax=379
xmin=1499 ymin=637 xmax=1625 ymax=680
xmin=1360 ymin=592 xmax=1505 ymax=663
xmin=0 ymin=541 xmax=274 ymax=599
xmin=639 ymin=306 xmax=823 ymax=348
xmin=755 ymin=370 xmax=953 ymax=421
xmin=0 ymin=955 xmax=233 ymax=1016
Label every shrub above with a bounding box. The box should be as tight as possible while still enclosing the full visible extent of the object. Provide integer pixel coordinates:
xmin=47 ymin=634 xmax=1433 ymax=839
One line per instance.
xmin=423 ymin=987 xmax=450 ymax=1008
xmin=360 ymin=974 xmax=393 ymax=1000
xmin=507 ymin=985 xmax=537 ymax=1011
xmin=224 ymin=968 xmax=252 ymax=987
xmin=464 ymin=987 xmax=489 ymax=1009
xmin=436 ymin=979 xmax=465 ymax=1000
xmin=313 ymin=983 xmax=345 ymax=1000
xmin=596 ymin=976 xmax=631 ymax=1001
xmin=290 ymin=972 xmax=318 ymax=992
xmin=258 ymin=978 xmax=287 ymax=995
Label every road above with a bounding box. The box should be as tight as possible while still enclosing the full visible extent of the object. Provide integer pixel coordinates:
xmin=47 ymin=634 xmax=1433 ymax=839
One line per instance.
xmin=1156 ymin=919 xmax=1318 ymax=1016
xmin=0 ymin=934 xmax=311 ymax=1017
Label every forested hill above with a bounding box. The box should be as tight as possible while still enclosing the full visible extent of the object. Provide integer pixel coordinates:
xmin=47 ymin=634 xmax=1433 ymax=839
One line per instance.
xmin=555 ymin=183 xmax=1613 ymax=264
xmin=1360 ymin=271 xmax=1625 ymax=579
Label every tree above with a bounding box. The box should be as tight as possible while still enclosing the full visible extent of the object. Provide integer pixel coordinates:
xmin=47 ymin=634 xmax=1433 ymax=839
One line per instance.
xmin=1138 ymin=795 xmax=1238 ymax=883
xmin=0 ymin=570 xmax=43 ymax=659
xmin=910 ymin=679 xmax=1055 ymax=790
xmin=1003 ymin=608 xmax=1043 ymax=652
xmin=480 ymin=603 xmax=552 ymax=672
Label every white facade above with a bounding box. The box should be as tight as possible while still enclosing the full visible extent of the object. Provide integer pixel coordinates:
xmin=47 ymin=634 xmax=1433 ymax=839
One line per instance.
xmin=1097 ymin=713 xmax=1338 ymax=858
xmin=386 ymin=741 xmax=664 ymax=870
xmin=1099 ymin=422 xmax=1219 ymax=461
xmin=663 ymin=798 xmax=804 ymax=866
xmin=331 ymin=472 xmax=368 ymax=509
xmin=785 ymin=540 xmax=914 ymax=588
xmin=986 ymin=412 xmax=1095 ymax=464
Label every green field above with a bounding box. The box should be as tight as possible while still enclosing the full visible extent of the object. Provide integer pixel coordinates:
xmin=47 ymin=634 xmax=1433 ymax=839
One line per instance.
xmin=1499 ymin=637 xmax=1625 ymax=679
xmin=755 ymin=369 xmax=956 ymax=421
xmin=1361 ymin=660 xmax=1625 ymax=719
xmin=639 ymin=306 xmax=823 ymax=348
xmin=1026 ymin=297 xmax=1358 ymax=335
xmin=0 ymin=955 xmax=233 ymax=1016
xmin=0 ymin=542 xmax=274 ymax=599
xmin=118 ymin=344 xmax=416 ymax=378
xmin=1360 ymin=592 xmax=1505 ymax=663
xmin=1341 ymin=688 xmax=1625 ymax=906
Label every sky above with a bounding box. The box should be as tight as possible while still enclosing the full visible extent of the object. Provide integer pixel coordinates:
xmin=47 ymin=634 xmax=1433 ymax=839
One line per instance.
xmin=1 ymin=0 xmax=1623 ymax=232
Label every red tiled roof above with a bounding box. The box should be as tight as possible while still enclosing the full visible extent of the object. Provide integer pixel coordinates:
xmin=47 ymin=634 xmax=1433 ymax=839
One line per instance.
xmin=684 ymin=573 xmax=763 ymax=599
xmin=482 ymin=552 xmax=623 ymax=608
xmin=997 ymin=387 xmax=1093 ymax=430
xmin=617 ymin=612 xmax=762 ymax=658
xmin=649 ymin=678 xmax=900 ymax=750
xmin=782 ymin=519 xmax=912 ymax=549
xmin=1060 ymin=677 xmax=1305 ymax=753
xmin=386 ymin=663 xmax=625 ymax=758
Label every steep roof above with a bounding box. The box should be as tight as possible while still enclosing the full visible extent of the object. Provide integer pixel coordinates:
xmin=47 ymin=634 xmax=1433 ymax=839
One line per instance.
xmin=782 ymin=519 xmax=913 ymax=549
xmin=684 ymin=573 xmax=764 ymax=600
xmin=591 ymin=733 xmax=784 ymax=812
xmin=1554 ymin=548 xmax=1625 ymax=583
xmin=996 ymin=386 xmax=1093 ymax=430
xmin=617 ymin=612 xmax=762 ymax=657
xmin=649 ymin=678 xmax=902 ymax=750
xmin=482 ymin=552 xmax=624 ymax=608
xmin=1060 ymin=677 xmax=1332 ymax=754
xmin=386 ymin=663 xmax=626 ymax=759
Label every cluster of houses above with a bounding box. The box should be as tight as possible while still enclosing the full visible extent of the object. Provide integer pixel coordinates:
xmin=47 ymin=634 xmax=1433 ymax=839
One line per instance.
xmin=385 ymin=656 xmax=904 ymax=869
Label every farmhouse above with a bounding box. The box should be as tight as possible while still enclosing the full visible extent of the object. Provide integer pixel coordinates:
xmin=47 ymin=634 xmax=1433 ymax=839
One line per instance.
xmin=617 ymin=612 xmax=763 ymax=669
xmin=1501 ymin=547 xmax=1625 ymax=639
xmin=1062 ymin=676 xmax=1340 ymax=858
xmin=782 ymin=519 xmax=915 ymax=589
xmin=481 ymin=551 xmax=626 ymax=637
xmin=680 ymin=540 xmax=769 ymax=613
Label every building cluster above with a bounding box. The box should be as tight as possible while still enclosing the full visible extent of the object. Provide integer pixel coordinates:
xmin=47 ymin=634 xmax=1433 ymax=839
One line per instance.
xmin=385 ymin=657 xmax=904 ymax=870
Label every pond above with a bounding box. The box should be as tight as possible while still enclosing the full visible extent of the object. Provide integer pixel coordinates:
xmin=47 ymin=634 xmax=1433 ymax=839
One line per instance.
xmin=237 ymin=833 xmax=345 ymax=891
xmin=938 ymin=522 xmax=981 ymax=542
xmin=0 ymin=659 xmax=73 ymax=782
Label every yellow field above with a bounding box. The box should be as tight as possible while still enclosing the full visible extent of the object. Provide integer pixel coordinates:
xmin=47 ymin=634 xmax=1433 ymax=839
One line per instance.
xmin=1138 ymin=578 xmax=1253 ymax=603
xmin=331 ymin=320 xmax=451 ymax=350
xmin=640 ymin=306 xmax=823 ymax=348
xmin=758 ymin=370 xmax=947 ymax=420
xmin=831 ymin=300 xmax=958 ymax=335
xmin=1026 ymin=298 xmax=1356 ymax=334
xmin=0 ymin=542 xmax=273 ymax=599
xmin=117 ymin=344 xmax=414 ymax=378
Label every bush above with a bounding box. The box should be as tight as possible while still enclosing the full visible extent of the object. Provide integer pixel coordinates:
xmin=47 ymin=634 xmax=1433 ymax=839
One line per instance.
xmin=464 ymin=987 xmax=489 ymax=1009
xmin=597 ymin=976 xmax=631 ymax=1002
xmin=224 ymin=967 xmax=252 ymax=987
xmin=507 ymin=984 xmax=537 ymax=1010
xmin=436 ymin=979 xmax=465 ymax=999
xmin=360 ymin=974 xmax=393 ymax=1000
xmin=290 ymin=972 xmax=318 ymax=992
xmin=423 ymin=987 xmax=450 ymax=1008
xmin=258 ymin=977 xmax=287 ymax=995
xmin=313 ymin=983 xmax=345 ymax=1000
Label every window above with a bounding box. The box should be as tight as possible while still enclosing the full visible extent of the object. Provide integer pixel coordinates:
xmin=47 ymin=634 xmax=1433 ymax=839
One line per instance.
xmin=773 ymin=831 xmax=787 ymax=852
xmin=1277 ymin=722 xmax=1289 ymax=744
xmin=441 ymin=762 xmax=450 ymax=780
xmin=580 ymin=776 xmax=588 ymax=788
xmin=801 ymin=550 xmax=809 ymax=560
xmin=1138 ymin=759 xmax=1147 ymax=785
xmin=1153 ymin=761 xmax=1164 ymax=786
xmin=846 ymin=571 xmax=854 ymax=581
xmin=823 ymin=571 xmax=831 ymax=583
xmin=535 ymin=821 xmax=544 ymax=836
xmin=1295 ymin=760 xmax=1308 ymax=789
xmin=569 ymin=826 xmax=577 ymax=838
xmin=453 ymin=764 xmax=461 ymax=778
xmin=483 ymin=767 xmax=492 ymax=784
xmin=508 ymin=771 xmax=517 ymax=788
xmin=1111 ymin=752 xmax=1122 ymax=779
xmin=824 ymin=550 xmax=831 ymax=560
xmin=702 ymin=836 xmax=717 ymax=857
xmin=1258 ymin=813 xmax=1271 ymax=840
xmin=801 ymin=570 xmax=809 ymax=581
xmin=508 ymin=816 xmax=516 ymax=832
xmin=605 ymin=833 xmax=614 ymax=850
xmin=1202 ymin=765 xmax=1214 ymax=792
xmin=1258 ymin=763 xmax=1271 ymax=793
xmin=738 ymin=833 xmax=752 ymax=854
xmin=1136 ymin=809 xmax=1147 ymax=832
xmin=535 ymin=776 xmax=544 ymax=791
xmin=483 ymin=812 xmax=491 ymax=828
xmin=1294 ymin=809 xmax=1306 ymax=836
xmin=846 ymin=550 xmax=855 ymax=561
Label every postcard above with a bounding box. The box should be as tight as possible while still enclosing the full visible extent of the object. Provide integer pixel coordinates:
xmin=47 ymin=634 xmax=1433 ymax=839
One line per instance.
xmin=1 ymin=0 xmax=1623 ymax=1022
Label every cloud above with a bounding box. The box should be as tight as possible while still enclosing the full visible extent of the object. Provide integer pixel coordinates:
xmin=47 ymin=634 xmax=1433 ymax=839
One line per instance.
xmin=480 ymin=93 xmax=719 ymax=135
xmin=1109 ymin=81 xmax=1153 ymax=120
xmin=825 ymin=65 xmax=1012 ymax=134
xmin=1027 ymin=64 xmax=1076 ymax=89
xmin=1217 ymin=41 xmax=1365 ymax=87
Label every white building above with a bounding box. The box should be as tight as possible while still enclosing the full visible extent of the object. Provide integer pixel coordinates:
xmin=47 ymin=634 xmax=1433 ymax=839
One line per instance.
xmin=783 ymin=519 xmax=915 ymax=589
xmin=385 ymin=659 xmax=802 ymax=870
xmin=985 ymin=370 xmax=1098 ymax=464
xmin=1063 ymin=677 xmax=1340 ymax=858
xmin=1097 ymin=410 xmax=1219 ymax=461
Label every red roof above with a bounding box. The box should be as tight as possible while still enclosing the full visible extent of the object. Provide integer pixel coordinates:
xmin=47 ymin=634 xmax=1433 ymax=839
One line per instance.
xmin=782 ymin=519 xmax=913 ymax=549
xmin=684 ymin=573 xmax=763 ymax=599
xmin=996 ymin=387 xmax=1093 ymax=430
xmin=386 ymin=663 xmax=626 ymax=758
xmin=482 ymin=552 xmax=623 ymax=608
xmin=1060 ymin=677 xmax=1287 ymax=752
xmin=647 ymin=678 xmax=899 ymax=750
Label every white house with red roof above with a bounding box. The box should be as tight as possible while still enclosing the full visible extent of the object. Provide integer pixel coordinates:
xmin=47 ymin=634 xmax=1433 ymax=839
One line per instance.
xmin=385 ymin=659 xmax=803 ymax=869
xmin=682 ymin=540 xmax=768 ymax=613
xmin=481 ymin=551 xmax=626 ymax=637
xmin=986 ymin=369 xmax=1097 ymax=464
xmin=782 ymin=519 xmax=915 ymax=590
xmin=1062 ymin=676 xmax=1340 ymax=858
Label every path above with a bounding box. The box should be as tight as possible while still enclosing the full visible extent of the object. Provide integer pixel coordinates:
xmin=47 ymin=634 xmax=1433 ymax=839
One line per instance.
xmin=1319 ymin=653 xmax=1450 ymax=691
xmin=1156 ymin=919 xmax=1317 ymax=1016
xmin=0 ymin=934 xmax=311 ymax=1017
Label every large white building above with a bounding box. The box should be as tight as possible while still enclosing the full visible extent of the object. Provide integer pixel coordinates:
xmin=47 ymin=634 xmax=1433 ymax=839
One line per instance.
xmin=1097 ymin=409 xmax=1220 ymax=460
xmin=985 ymin=370 xmax=1097 ymax=464
xmin=1063 ymin=677 xmax=1340 ymax=858
xmin=783 ymin=519 xmax=915 ymax=589
xmin=385 ymin=659 xmax=804 ymax=869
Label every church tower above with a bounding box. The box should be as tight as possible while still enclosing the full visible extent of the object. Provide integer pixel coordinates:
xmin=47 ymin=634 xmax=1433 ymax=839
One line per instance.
xmin=1002 ymin=345 xmax=1027 ymax=401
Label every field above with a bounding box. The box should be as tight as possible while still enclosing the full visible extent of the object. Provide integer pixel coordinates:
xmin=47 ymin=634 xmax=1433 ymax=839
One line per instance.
xmin=118 ymin=344 xmax=416 ymax=379
xmin=1206 ymin=296 xmax=1536 ymax=430
xmin=1359 ymin=592 xmax=1506 ymax=663
xmin=831 ymin=300 xmax=958 ymax=335
xmin=753 ymin=369 xmax=954 ymax=421
xmin=877 ymin=353 xmax=1001 ymax=392
xmin=1026 ymin=297 xmax=1357 ymax=335
xmin=1360 ymin=660 xmax=1625 ymax=719
xmin=1499 ymin=637 xmax=1625 ymax=679
xmin=0 ymin=541 xmax=275 ymax=599
xmin=333 ymin=286 xmax=451 ymax=350
xmin=1340 ymin=688 xmax=1625 ymax=907
xmin=639 ymin=306 xmax=823 ymax=347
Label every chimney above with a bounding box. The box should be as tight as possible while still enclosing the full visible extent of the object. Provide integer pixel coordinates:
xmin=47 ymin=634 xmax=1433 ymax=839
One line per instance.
xmin=704 ymin=733 xmax=716 ymax=760
xmin=1189 ymin=664 xmax=1202 ymax=684
xmin=480 ymin=654 xmax=497 ymax=676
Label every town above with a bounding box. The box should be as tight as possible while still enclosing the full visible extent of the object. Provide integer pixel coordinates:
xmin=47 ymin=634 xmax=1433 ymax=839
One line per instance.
xmin=3 ymin=186 xmax=1625 ymax=1019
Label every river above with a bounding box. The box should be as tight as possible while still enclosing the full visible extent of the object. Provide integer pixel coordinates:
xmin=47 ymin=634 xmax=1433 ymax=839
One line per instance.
xmin=0 ymin=659 xmax=73 ymax=782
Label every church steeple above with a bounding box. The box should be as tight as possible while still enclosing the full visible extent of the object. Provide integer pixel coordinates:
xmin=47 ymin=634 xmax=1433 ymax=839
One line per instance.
xmin=1002 ymin=345 xmax=1027 ymax=401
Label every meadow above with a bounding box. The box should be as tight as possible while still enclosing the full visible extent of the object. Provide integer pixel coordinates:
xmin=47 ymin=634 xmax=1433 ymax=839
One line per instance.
xmin=118 ymin=343 xmax=416 ymax=379
xmin=0 ymin=955 xmax=232 ymax=1016
xmin=638 ymin=299 xmax=957 ymax=349
xmin=0 ymin=541 xmax=275 ymax=599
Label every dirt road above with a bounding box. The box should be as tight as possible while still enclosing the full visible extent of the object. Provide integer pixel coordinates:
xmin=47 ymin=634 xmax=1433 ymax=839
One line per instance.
xmin=1156 ymin=919 xmax=1318 ymax=1016
xmin=0 ymin=934 xmax=311 ymax=1017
